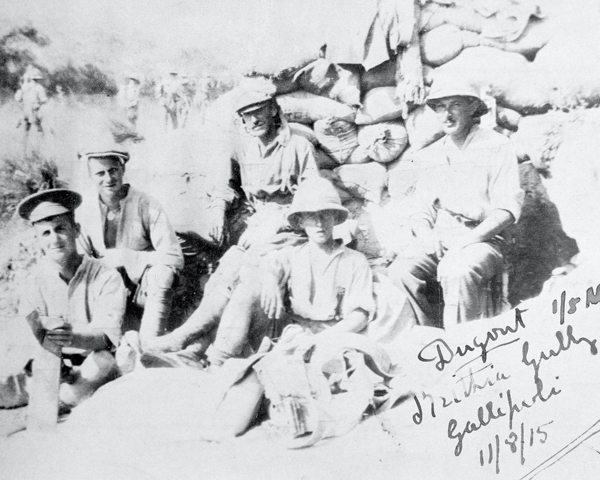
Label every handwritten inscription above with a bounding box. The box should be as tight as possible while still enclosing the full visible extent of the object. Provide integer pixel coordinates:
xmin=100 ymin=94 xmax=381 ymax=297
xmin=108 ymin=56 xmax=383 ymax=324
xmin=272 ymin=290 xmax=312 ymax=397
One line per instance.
xmin=479 ymin=421 xmax=553 ymax=474
xmin=410 ymin=283 xmax=600 ymax=474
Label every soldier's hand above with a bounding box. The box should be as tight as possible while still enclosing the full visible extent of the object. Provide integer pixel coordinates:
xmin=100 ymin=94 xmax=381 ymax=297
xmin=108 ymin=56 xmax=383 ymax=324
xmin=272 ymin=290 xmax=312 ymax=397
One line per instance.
xmin=102 ymin=248 xmax=129 ymax=268
xmin=260 ymin=277 xmax=283 ymax=320
xmin=208 ymin=224 xmax=223 ymax=246
xmin=45 ymin=323 xmax=74 ymax=348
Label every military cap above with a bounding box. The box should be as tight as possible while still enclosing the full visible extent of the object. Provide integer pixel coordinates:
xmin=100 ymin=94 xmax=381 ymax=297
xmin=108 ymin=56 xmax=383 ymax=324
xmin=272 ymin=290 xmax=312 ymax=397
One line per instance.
xmin=78 ymin=141 xmax=130 ymax=164
xmin=17 ymin=189 xmax=82 ymax=223
xmin=235 ymin=89 xmax=275 ymax=115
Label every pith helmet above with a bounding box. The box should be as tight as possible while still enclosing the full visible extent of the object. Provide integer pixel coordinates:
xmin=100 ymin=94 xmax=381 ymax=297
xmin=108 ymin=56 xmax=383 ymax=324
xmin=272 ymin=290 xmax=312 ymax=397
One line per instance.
xmin=427 ymin=76 xmax=489 ymax=117
xmin=17 ymin=189 xmax=82 ymax=223
xmin=287 ymin=177 xmax=348 ymax=229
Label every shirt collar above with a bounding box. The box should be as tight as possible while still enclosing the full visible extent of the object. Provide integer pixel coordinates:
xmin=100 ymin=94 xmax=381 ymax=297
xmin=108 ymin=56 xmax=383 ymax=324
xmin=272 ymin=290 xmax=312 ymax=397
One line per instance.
xmin=443 ymin=124 xmax=480 ymax=153
xmin=98 ymin=184 xmax=131 ymax=212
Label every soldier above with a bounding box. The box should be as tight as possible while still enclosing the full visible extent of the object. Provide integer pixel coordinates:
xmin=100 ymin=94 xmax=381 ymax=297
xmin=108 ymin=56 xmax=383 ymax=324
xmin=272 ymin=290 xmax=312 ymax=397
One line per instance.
xmin=145 ymin=88 xmax=319 ymax=355
xmin=119 ymin=74 xmax=141 ymax=127
xmin=156 ymin=71 xmax=183 ymax=130
xmin=388 ymin=76 xmax=524 ymax=327
xmin=14 ymin=68 xmax=48 ymax=133
xmin=17 ymin=189 xmax=127 ymax=412
xmin=207 ymin=177 xmax=376 ymax=365
xmin=76 ymin=142 xmax=184 ymax=347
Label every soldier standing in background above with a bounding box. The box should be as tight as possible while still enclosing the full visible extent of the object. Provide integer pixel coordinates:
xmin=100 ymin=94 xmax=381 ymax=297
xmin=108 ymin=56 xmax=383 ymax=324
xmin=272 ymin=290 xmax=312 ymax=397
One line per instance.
xmin=156 ymin=71 xmax=183 ymax=131
xmin=119 ymin=74 xmax=141 ymax=127
xmin=15 ymin=67 xmax=48 ymax=134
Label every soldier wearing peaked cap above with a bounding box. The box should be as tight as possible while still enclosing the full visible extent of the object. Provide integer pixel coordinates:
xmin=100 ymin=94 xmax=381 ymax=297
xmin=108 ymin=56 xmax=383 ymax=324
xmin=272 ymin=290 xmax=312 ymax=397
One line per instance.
xmin=76 ymin=143 xmax=184 ymax=348
xmin=17 ymin=188 xmax=127 ymax=412
xmin=143 ymin=86 xmax=320 ymax=357
xmin=388 ymin=74 xmax=524 ymax=327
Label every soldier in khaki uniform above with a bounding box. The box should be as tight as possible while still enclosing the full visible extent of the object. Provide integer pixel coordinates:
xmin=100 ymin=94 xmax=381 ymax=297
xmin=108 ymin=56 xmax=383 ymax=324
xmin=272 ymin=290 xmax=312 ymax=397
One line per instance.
xmin=14 ymin=68 xmax=48 ymax=133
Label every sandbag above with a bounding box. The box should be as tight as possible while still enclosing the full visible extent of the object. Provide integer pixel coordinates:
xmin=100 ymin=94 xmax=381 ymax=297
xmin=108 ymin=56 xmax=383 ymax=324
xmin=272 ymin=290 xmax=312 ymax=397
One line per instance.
xmin=277 ymin=91 xmax=356 ymax=124
xmin=334 ymin=162 xmax=387 ymax=204
xmin=313 ymin=118 xmax=359 ymax=164
xmin=497 ymin=106 xmax=521 ymax=132
xmin=534 ymin=30 xmax=600 ymax=110
xmin=357 ymin=121 xmax=408 ymax=164
xmin=355 ymin=87 xmax=404 ymax=125
xmin=345 ymin=145 xmax=371 ymax=165
xmin=361 ymin=60 xmax=396 ymax=92
xmin=293 ymin=59 xmax=362 ymax=106
xmin=289 ymin=122 xmax=318 ymax=145
xmin=435 ymin=46 xmax=552 ymax=114
xmin=404 ymin=104 xmax=445 ymax=151
xmin=386 ymin=148 xmax=420 ymax=202
xmin=420 ymin=24 xmax=487 ymax=67
xmin=419 ymin=2 xmax=482 ymax=34
xmin=66 ymin=358 xmax=265 ymax=442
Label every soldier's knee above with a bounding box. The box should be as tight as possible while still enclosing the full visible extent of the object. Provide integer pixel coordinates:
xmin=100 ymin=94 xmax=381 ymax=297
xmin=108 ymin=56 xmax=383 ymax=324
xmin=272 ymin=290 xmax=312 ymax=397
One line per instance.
xmin=438 ymin=256 xmax=476 ymax=283
xmin=146 ymin=265 xmax=176 ymax=290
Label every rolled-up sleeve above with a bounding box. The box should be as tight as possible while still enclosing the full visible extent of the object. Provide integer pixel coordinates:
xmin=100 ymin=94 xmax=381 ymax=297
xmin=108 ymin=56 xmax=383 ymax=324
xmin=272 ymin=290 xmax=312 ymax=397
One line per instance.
xmin=344 ymin=255 xmax=376 ymax=321
xmin=131 ymin=195 xmax=184 ymax=274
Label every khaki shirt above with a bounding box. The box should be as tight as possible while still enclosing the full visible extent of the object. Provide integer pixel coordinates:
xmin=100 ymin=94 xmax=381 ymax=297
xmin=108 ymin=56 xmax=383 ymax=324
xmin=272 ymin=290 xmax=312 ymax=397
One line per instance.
xmin=267 ymin=242 xmax=376 ymax=322
xmin=410 ymin=125 xmax=524 ymax=246
xmin=19 ymin=256 xmax=126 ymax=354
xmin=78 ymin=185 xmax=184 ymax=282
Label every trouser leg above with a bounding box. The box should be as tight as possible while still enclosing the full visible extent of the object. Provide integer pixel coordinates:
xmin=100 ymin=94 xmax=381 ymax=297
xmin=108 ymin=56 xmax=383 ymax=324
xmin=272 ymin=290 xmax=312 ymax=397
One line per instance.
xmin=207 ymin=278 xmax=278 ymax=366
xmin=138 ymin=265 xmax=176 ymax=343
xmin=143 ymin=246 xmax=245 ymax=353
xmin=388 ymin=251 xmax=440 ymax=327
xmin=437 ymin=242 xmax=504 ymax=326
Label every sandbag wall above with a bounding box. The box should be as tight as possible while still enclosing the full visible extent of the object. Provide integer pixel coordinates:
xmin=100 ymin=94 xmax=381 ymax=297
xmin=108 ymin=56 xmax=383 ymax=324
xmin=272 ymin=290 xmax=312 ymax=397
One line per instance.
xmin=220 ymin=0 xmax=599 ymax=302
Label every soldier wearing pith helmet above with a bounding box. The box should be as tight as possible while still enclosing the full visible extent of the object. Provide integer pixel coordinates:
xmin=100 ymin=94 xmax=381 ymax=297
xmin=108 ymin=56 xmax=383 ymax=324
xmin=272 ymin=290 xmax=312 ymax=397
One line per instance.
xmin=17 ymin=188 xmax=127 ymax=412
xmin=76 ymin=140 xmax=184 ymax=347
xmin=388 ymin=74 xmax=524 ymax=327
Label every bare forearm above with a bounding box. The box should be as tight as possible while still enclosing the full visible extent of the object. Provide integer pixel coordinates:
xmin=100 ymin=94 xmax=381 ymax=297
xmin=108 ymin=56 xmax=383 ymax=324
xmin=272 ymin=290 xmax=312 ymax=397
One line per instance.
xmin=326 ymin=309 xmax=369 ymax=335
xmin=467 ymin=209 xmax=515 ymax=244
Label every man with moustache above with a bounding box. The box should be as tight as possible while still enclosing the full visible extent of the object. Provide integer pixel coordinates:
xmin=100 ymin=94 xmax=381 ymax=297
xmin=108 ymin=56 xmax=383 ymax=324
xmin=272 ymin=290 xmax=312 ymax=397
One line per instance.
xmin=388 ymin=76 xmax=524 ymax=327
xmin=76 ymin=143 xmax=184 ymax=347
xmin=145 ymin=88 xmax=318 ymax=356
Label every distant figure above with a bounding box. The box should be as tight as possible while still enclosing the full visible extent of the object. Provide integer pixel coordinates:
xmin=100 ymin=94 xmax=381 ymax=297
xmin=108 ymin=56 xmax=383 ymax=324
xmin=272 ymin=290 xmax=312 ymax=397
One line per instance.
xmin=156 ymin=71 xmax=183 ymax=131
xmin=14 ymin=68 xmax=48 ymax=134
xmin=119 ymin=74 xmax=141 ymax=127
xmin=55 ymin=85 xmax=67 ymax=102
xmin=194 ymin=76 xmax=216 ymax=125
xmin=177 ymin=74 xmax=194 ymax=129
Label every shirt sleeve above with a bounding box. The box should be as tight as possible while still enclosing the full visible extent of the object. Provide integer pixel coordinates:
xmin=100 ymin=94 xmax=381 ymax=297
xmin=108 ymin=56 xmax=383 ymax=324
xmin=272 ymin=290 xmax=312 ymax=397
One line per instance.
xmin=89 ymin=268 xmax=127 ymax=349
xmin=488 ymin=141 xmax=524 ymax=222
xmin=408 ymin=150 xmax=439 ymax=228
xmin=343 ymin=253 xmax=376 ymax=321
xmin=263 ymin=246 xmax=294 ymax=287
xmin=18 ymin=271 xmax=45 ymax=318
xmin=128 ymin=194 xmax=184 ymax=273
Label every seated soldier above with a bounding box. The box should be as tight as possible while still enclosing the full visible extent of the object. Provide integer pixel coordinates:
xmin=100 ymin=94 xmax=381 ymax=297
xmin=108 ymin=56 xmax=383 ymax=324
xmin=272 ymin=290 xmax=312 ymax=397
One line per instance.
xmin=144 ymin=88 xmax=318 ymax=355
xmin=76 ymin=143 xmax=184 ymax=346
xmin=388 ymin=75 xmax=524 ymax=327
xmin=206 ymin=177 xmax=376 ymax=366
xmin=17 ymin=189 xmax=127 ymax=411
